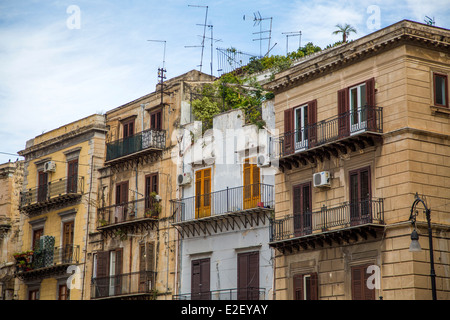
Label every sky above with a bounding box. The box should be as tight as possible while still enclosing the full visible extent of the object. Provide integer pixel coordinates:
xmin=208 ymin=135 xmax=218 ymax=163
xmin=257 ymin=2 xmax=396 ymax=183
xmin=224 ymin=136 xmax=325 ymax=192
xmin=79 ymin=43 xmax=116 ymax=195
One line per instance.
xmin=0 ymin=0 xmax=449 ymax=164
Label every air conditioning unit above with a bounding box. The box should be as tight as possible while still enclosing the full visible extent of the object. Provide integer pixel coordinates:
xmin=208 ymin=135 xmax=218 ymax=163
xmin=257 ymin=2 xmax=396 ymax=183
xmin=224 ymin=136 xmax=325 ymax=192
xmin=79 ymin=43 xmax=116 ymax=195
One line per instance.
xmin=257 ymin=154 xmax=271 ymax=167
xmin=313 ymin=171 xmax=331 ymax=188
xmin=43 ymin=161 xmax=56 ymax=173
xmin=177 ymin=172 xmax=192 ymax=185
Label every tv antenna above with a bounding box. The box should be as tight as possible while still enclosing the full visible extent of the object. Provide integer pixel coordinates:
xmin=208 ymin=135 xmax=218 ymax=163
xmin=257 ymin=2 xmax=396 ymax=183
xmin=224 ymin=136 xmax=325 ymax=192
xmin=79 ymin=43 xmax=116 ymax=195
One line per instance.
xmin=244 ymin=11 xmax=272 ymax=57
xmin=282 ymin=31 xmax=302 ymax=55
xmin=424 ymin=16 xmax=435 ymax=26
xmin=197 ymin=25 xmax=222 ymax=77
xmin=186 ymin=4 xmax=209 ymax=72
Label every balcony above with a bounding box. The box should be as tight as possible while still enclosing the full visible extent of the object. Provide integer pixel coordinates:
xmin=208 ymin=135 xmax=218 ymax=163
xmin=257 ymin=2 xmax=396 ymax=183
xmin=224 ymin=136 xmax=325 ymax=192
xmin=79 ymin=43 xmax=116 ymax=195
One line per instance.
xmin=269 ymin=199 xmax=385 ymax=253
xmin=171 ymin=184 xmax=274 ymax=238
xmin=97 ymin=197 xmax=160 ymax=238
xmin=274 ymin=106 xmax=383 ymax=171
xmin=173 ymin=287 xmax=266 ymax=300
xmin=91 ymin=271 xmax=156 ymax=300
xmin=14 ymin=245 xmax=80 ymax=281
xmin=105 ymin=129 xmax=166 ymax=166
xmin=19 ymin=177 xmax=84 ymax=216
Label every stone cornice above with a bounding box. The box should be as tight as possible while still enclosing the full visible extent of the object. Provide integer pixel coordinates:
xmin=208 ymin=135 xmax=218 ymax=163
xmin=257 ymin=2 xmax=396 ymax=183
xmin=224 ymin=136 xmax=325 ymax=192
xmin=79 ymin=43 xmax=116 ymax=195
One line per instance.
xmin=264 ymin=20 xmax=450 ymax=94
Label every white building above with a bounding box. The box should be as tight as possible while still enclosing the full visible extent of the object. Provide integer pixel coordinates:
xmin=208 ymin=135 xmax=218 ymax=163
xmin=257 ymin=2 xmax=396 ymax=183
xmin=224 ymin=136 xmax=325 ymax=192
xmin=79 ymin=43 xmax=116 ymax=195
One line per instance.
xmin=171 ymin=97 xmax=276 ymax=300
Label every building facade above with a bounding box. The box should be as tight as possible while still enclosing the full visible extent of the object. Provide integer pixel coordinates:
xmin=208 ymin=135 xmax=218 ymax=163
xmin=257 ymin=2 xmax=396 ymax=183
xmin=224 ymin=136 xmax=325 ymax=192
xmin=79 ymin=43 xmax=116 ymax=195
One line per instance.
xmin=15 ymin=114 xmax=107 ymax=300
xmin=87 ymin=70 xmax=215 ymax=300
xmin=0 ymin=160 xmax=24 ymax=300
xmin=266 ymin=20 xmax=450 ymax=300
xmin=171 ymin=100 xmax=276 ymax=300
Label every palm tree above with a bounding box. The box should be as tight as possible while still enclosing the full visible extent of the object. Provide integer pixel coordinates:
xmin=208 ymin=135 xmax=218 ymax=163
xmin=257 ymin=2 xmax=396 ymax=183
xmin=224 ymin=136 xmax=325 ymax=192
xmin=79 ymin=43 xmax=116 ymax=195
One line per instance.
xmin=333 ymin=24 xmax=357 ymax=43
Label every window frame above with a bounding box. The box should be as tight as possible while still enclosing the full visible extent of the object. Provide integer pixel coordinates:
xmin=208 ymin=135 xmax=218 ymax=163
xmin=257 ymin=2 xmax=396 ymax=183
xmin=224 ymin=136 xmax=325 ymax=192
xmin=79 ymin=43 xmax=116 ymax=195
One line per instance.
xmin=433 ymin=72 xmax=449 ymax=108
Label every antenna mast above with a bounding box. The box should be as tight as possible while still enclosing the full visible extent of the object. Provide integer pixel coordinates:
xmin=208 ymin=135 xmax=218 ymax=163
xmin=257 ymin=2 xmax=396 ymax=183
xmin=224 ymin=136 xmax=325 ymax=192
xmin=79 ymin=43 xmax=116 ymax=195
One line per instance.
xmin=245 ymin=11 xmax=273 ymax=57
xmin=148 ymin=40 xmax=167 ymax=104
xmin=282 ymin=31 xmax=302 ymax=55
xmin=187 ymin=4 xmax=209 ymax=72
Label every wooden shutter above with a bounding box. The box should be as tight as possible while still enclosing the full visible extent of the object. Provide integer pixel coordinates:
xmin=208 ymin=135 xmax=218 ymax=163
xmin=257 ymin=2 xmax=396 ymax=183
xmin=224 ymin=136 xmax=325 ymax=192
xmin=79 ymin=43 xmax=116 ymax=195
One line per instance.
xmin=151 ymin=109 xmax=162 ymax=130
xmin=145 ymin=173 xmax=158 ymax=211
xmin=307 ymin=100 xmax=317 ymax=147
xmin=293 ymin=274 xmax=303 ymax=300
xmin=191 ymin=258 xmax=210 ymax=300
xmin=309 ymin=272 xmax=318 ymax=300
xmin=195 ymin=169 xmax=211 ymax=218
xmin=62 ymin=221 xmax=74 ymax=262
xmin=96 ymin=251 xmax=109 ymax=298
xmin=38 ymin=171 xmax=48 ymax=202
xmin=337 ymin=88 xmax=349 ymax=138
xmin=67 ymin=159 xmax=78 ymax=193
xmin=293 ymin=185 xmax=301 ymax=236
xmin=365 ymin=78 xmax=376 ymax=131
xmin=237 ymin=251 xmax=259 ymax=300
xmin=284 ymin=108 xmax=294 ymax=155
xmin=351 ymin=265 xmax=375 ymax=300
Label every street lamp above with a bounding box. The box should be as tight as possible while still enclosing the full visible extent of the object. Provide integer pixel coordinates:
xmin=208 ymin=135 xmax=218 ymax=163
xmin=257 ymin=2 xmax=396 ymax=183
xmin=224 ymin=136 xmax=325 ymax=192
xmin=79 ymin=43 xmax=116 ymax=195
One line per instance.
xmin=409 ymin=193 xmax=437 ymax=300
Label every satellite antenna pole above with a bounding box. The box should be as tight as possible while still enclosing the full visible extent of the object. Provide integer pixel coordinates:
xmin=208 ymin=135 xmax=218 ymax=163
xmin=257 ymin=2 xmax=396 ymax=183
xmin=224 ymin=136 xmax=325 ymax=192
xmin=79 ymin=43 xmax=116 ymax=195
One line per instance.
xmin=245 ymin=11 xmax=273 ymax=57
xmin=188 ymin=4 xmax=209 ymax=72
xmin=147 ymin=40 xmax=167 ymax=104
xmin=282 ymin=31 xmax=302 ymax=55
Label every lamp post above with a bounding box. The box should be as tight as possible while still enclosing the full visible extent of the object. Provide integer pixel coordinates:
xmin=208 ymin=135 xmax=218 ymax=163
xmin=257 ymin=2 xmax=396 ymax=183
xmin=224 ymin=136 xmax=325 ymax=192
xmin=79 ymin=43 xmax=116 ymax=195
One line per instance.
xmin=409 ymin=193 xmax=437 ymax=300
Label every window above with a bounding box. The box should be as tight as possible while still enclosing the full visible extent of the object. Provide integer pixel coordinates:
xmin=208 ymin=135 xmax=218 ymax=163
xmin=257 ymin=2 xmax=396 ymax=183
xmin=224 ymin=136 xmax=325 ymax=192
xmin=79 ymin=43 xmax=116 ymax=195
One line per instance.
xmin=283 ymin=100 xmax=317 ymax=154
xmin=95 ymin=249 xmax=123 ymax=298
xmin=243 ymin=158 xmax=261 ymax=209
xmin=145 ymin=173 xmax=159 ymax=216
xmin=122 ymin=119 xmax=135 ymax=138
xmin=139 ymin=242 xmax=155 ymax=292
xmin=37 ymin=170 xmax=48 ymax=202
xmin=338 ymin=78 xmax=376 ymax=137
xmin=293 ymin=273 xmax=318 ymax=300
xmin=293 ymin=182 xmax=312 ymax=236
xmin=237 ymin=251 xmax=260 ymax=300
xmin=349 ymin=167 xmax=372 ymax=225
xmin=67 ymin=159 xmax=78 ymax=193
xmin=115 ymin=181 xmax=129 ymax=222
xmin=32 ymin=228 xmax=43 ymax=251
xmin=195 ymin=168 xmax=211 ymax=218
xmin=351 ymin=264 xmax=375 ymax=300
xmin=62 ymin=221 xmax=74 ymax=263
xmin=434 ymin=73 xmax=448 ymax=108
xmin=150 ymin=109 xmax=162 ymax=130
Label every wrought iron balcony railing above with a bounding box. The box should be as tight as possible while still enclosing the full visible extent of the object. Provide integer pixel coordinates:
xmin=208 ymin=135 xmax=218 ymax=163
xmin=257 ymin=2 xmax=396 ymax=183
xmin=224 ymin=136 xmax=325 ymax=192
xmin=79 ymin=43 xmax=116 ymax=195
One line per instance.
xmin=171 ymin=183 xmax=274 ymax=223
xmin=274 ymin=106 xmax=383 ymax=158
xmin=270 ymin=199 xmax=384 ymax=242
xmin=20 ymin=177 xmax=84 ymax=213
xmin=97 ymin=196 xmax=161 ymax=229
xmin=106 ymin=129 xmax=166 ymax=162
xmin=91 ymin=271 xmax=156 ymax=299
xmin=15 ymin=245 xmax=80 ymax=274
xmin=173 ymin=287 xmax=266 ymax=300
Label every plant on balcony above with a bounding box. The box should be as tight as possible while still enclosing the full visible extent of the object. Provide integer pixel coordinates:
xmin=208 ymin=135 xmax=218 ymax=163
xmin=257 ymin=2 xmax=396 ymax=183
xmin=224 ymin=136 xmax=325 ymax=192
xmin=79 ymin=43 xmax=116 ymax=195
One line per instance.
xmin=145 ymin=192 xmax=162 ymax=218
xmin=13 ymin=251 xmax=34 ymax=272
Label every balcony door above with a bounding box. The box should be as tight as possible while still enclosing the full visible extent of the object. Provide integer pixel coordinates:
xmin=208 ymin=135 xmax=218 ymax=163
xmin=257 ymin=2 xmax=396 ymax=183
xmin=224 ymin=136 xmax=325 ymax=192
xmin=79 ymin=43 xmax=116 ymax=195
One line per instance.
xmin=62 ymin=221 xmax=74 ymax=263
xmin=237 ymin=251 xmax=259 ymax=300
xmin=349 ymin=83 xmax=367 ymax=133
xmin=195 ymin=168 xmax=211 ymax=218
xmin=349 ymin=167 xmax=372 ymax=226
xmin=38 ymin=170 xmax=48 ymax=202
xmin=96 ymin=249 xmax=122 ymax=298
xmin=67 ymin=159 xmax=78 ymax=193
xmin=115 ymin=181 xmax=129 ymax=222
xmin=243 ymin=159 xmax=260 ymax=210
xmin=294 ymin=104 xmax=308 ymax=151
xmin=191 ymin=258 xmax=210 ymax=300
xmin=293 ymin=182 xmax=312 ymax=236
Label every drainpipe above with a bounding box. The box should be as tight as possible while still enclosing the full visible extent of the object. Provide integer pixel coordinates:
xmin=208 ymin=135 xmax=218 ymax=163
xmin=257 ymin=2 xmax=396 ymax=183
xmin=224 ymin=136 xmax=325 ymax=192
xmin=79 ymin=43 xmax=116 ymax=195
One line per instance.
xmin=81 ymin=155 xmax=94 ymax=300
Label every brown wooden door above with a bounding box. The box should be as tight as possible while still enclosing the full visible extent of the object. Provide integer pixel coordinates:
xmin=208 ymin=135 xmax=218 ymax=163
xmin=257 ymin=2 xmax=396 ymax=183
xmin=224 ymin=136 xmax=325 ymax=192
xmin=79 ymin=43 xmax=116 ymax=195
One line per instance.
xmin=284 ymin=108 xmax=294 ymax=155
xmin=237 ymin=251 xmax=259 ymax=300
xmin=293 ymin=182 xmax=312 ymax=236
xmin=293 ymin=273 xmax=318 ymax=300
xmin=191 ymin=258 xmax=210 ymax=300
xmin=351 ymin=264 xmax=375 ymax=300
xmin=38 ymin=171 xmax=48 ymax=202
xmin=243 ymin=159 xmax=261 ymax=210
xmin=338 ymin=88 xmax=350 ymax=138
xmin=67 ymin=159 xmax=78 ymax=193
xmin=62 ymin=221 xmax=74 ymax=263
xmin=95 ymin=251 xmax=109 ymax=298
xmin=32 ymin=228 xmax=43 ymax=251
xmin=349 ymin=167 xmax=372 ymax=225
xmin=150 ymin=109 xmax=162 ymax=130
xmin=139 ymin=242 xmax=155 ymax=292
